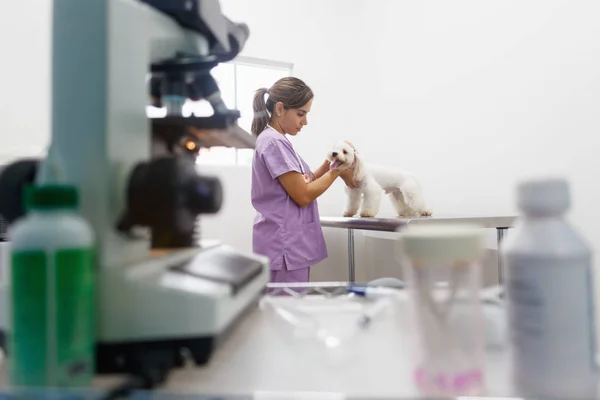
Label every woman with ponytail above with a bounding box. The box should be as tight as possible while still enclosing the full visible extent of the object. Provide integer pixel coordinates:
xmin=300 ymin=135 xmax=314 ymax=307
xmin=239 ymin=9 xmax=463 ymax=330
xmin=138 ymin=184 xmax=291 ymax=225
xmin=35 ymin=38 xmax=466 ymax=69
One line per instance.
xmin=250 ymin=77 xmax=357 ymax=283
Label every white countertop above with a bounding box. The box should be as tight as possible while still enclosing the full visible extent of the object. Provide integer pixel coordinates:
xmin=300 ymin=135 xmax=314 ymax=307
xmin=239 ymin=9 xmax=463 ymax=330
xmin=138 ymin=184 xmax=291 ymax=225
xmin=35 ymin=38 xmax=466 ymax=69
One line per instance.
xmin=111 ymin=293 xmax=515 ymax=399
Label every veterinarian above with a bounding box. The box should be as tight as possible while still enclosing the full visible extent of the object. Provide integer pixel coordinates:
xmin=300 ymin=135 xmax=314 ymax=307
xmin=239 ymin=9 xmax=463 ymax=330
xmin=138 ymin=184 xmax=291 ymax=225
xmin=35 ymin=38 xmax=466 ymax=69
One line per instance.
xmin=250 ymin=77 xmax=356 ymax=283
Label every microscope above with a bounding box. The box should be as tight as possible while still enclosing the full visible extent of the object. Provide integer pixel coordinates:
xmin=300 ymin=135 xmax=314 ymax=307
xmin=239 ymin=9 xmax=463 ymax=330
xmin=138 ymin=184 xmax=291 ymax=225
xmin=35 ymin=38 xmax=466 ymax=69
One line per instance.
xmin=0 ymin=0 xmax=269 ymax=383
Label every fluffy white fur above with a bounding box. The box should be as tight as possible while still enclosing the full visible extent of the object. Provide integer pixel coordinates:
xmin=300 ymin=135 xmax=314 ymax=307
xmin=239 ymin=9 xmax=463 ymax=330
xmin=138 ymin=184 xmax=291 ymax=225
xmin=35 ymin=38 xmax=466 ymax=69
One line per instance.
xmin=327 ymin=141 xmax=432 ymax=218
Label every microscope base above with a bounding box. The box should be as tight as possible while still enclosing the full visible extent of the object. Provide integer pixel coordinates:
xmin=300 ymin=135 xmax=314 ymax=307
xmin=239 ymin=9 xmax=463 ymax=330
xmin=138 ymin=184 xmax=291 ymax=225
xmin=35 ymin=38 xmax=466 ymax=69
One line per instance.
xmin=95 ymin=245 xmax=269 ymax=375
xmin=95 ymin=292 xmax=258 ymax=375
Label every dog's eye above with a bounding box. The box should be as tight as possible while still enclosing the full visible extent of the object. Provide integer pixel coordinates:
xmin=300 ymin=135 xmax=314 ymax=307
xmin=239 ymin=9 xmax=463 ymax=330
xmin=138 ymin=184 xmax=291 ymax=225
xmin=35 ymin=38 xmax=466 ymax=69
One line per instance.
xmin=343 ymin=150 xmax=348 ymax=154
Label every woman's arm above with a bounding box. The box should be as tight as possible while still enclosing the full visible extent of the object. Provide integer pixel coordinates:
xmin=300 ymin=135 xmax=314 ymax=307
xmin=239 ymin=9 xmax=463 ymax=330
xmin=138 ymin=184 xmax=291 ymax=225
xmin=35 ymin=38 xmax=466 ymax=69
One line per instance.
xmin=278 ymin=169 xmax=341 ymax=208
xmin=312 ymin=159 xmax=331 ymax=180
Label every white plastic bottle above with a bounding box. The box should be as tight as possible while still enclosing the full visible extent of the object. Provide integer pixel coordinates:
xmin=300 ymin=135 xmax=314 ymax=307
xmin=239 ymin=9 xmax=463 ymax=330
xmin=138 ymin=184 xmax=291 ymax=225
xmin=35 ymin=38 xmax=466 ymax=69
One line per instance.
xmin=8 ymin=145 xmax=96 ymax=387
xmin=501 ymin=177 xmax=598 ymax=399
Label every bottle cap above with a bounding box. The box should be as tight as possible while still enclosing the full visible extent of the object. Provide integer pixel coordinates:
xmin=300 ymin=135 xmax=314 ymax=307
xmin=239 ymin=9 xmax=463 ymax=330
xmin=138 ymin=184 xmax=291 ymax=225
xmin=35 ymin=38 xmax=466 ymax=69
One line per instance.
xmin=399 ymin=224 xmax=486 ymax=262
xmin=24 ymin=184 xmax=78 ymax=211
xmin=517 ymin=177 xmax=569 ymax=216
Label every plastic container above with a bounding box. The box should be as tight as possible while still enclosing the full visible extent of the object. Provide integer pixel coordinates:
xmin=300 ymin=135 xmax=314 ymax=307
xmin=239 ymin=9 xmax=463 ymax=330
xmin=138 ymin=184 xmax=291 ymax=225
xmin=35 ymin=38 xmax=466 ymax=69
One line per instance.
xmin=501 ymin=177 xmax=598 ymax=399
xmin=399 ymin=224 xmax=486 ymax=396
xmin=8 ymin=184 xmax=95 ymax=387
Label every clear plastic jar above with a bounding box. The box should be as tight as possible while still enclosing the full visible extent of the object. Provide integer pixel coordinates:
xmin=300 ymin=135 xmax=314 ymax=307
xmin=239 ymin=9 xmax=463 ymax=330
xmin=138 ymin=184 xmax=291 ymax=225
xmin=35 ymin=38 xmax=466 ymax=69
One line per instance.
xmin=399 ymin=224 xmax=486 ymax=397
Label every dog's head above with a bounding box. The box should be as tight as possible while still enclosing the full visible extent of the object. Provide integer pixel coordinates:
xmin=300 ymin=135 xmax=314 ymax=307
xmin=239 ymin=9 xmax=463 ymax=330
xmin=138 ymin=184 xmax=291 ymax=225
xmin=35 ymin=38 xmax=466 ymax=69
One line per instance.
xmin=327 ymin=141 xmax=358 ymax=171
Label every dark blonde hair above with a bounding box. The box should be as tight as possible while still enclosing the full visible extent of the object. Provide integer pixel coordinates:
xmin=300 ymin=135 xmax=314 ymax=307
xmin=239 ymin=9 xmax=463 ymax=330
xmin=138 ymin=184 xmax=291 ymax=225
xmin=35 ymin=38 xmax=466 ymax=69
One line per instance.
xmin=251 ymin=77 xmax=314 ymax=136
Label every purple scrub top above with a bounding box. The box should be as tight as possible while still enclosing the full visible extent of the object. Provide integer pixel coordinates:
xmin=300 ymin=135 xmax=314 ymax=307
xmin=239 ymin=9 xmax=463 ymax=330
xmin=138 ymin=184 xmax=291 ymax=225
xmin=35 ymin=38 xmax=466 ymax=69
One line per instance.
xmin=251 ymin=126 xmax=327 ymax=271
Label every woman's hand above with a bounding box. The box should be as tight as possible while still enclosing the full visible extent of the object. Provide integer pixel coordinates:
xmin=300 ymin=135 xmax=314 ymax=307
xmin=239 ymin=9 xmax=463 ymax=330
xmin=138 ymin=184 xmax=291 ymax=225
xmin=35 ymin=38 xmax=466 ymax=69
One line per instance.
xmin=339 ymin=168 xmax=358 ymax=188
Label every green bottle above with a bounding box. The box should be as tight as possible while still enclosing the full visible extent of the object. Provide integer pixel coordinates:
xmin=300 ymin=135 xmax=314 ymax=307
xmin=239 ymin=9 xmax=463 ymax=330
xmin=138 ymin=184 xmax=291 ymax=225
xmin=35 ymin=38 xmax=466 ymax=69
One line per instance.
xmin=8 ymin=183 xmax=95 ymax=387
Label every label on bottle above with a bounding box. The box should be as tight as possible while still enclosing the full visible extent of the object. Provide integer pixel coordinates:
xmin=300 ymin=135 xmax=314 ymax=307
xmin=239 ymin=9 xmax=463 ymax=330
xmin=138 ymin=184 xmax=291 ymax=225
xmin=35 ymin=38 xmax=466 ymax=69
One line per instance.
xmin=505 ymin=253 xmax=597 ymax=395
xmin=10 ymin=251 xmax=47 ymax=386
xmin=9 ymin=248 xmax=95 ymax=387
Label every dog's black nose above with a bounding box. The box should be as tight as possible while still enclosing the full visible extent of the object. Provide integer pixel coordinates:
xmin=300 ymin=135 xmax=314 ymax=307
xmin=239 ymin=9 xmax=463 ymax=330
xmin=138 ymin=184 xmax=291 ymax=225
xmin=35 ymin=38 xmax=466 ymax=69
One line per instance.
xmin=332 ymin=152 xmax=338 ymax=157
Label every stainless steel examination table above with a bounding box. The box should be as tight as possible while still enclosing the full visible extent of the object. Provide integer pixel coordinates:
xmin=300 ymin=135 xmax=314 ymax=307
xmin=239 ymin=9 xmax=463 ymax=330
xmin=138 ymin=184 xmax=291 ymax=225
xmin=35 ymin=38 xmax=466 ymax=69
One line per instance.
xmin=320 ymin=215 xmax=517 ymax=283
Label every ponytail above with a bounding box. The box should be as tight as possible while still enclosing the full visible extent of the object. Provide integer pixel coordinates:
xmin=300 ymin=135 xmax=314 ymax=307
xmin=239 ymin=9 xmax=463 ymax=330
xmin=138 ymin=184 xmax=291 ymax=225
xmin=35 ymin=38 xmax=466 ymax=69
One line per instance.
xmin=251 ymin=88 xmax=270 ymax=136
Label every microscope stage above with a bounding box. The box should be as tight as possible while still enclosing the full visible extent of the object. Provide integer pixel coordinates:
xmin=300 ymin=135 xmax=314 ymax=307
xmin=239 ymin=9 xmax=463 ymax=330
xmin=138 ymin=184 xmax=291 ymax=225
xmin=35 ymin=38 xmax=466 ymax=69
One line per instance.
xmin=170 ymin=247 xmax=264 ymax=295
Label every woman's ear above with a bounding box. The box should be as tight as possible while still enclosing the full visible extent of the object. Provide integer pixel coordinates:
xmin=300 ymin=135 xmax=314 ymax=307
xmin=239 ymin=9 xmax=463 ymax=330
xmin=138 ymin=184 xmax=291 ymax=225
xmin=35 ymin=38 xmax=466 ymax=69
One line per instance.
xmin=275 ymin=102 xmax=284 ymax=116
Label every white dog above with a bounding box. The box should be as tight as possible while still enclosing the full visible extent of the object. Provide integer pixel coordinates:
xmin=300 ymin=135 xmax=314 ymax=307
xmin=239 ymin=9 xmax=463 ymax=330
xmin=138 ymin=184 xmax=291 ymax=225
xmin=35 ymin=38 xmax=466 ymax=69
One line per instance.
xmin=327 ymin=141 xmax=432 ymax=218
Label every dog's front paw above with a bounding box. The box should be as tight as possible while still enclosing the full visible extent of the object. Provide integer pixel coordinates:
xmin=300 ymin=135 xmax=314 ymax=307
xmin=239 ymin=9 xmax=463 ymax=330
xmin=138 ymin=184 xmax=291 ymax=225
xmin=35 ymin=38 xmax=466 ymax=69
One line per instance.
xmin=360 ymin=210 xmax=377 ymax=218
xmin=420 ymin=209 xmax=433 ymax=217
xmin=343 ymin=210 xmax=357 ymax=217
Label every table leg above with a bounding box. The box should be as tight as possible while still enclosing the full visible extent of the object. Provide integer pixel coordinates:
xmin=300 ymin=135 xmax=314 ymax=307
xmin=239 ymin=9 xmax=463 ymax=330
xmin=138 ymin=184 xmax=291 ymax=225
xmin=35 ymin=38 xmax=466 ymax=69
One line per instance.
xmin=496 ymin=227 xmax=508 ymax=285
xmin=348 ymin=229 xmax=355 ymax=283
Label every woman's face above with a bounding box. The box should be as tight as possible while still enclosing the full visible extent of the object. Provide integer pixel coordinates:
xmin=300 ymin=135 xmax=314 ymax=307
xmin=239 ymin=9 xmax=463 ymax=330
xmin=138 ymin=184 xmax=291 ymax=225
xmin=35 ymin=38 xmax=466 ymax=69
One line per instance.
xmin=276 ymin=98 xmax=312 ymax=136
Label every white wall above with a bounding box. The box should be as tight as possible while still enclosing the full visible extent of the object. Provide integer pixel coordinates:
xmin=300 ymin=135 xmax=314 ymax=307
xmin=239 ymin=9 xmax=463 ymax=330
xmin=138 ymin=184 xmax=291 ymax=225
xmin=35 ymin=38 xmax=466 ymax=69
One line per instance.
xmin=0 ymin=1 xmax=52 ymax=165
xmin=360 ymin=0 xmax=600 ymax=218
xmin=203 ymin=0 xmax=600 ymax=291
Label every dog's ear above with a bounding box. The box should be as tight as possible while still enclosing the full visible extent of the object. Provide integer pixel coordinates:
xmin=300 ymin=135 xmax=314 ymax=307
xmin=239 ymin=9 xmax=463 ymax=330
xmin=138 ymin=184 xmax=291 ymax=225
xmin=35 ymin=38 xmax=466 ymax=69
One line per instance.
xmin=352 ymin=151 xmax=364 ymax=182
xmin=344 ymin=140 xmax=358 ymax=154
